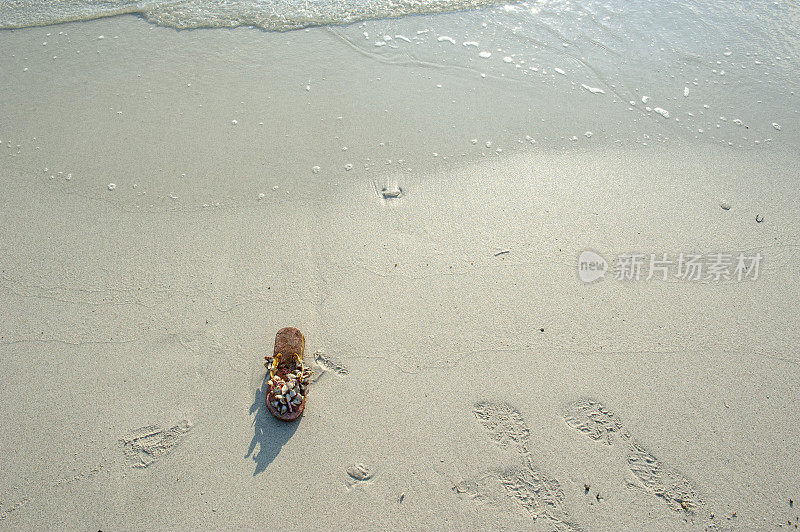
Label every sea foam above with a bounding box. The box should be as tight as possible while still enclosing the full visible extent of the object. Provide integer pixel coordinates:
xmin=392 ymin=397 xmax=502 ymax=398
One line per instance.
xmin=0 ymin=0 xmax=507 ymax=30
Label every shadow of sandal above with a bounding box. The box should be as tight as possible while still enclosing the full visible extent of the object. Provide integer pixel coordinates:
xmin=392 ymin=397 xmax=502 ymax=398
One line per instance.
xmin=246 ymin=378 xmax=299 ymax=475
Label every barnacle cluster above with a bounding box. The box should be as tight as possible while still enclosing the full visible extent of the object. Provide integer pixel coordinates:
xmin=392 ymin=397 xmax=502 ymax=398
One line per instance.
xmin=265 ymin=353 xmax=312 ymax=415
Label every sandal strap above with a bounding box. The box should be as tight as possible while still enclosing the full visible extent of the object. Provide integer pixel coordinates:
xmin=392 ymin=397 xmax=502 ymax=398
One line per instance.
xmin=265 ymin=352 xmax=282 ymax=377
xmin=265 ymin=352 xmax=303 ymax=378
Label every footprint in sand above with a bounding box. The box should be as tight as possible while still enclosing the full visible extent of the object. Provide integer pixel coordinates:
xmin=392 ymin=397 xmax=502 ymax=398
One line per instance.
xmin=121 ymin=420 xmax=192 ymax=468
xmin=455 ymin=402 xmax=578 ymax=530
xmin=472 ymin=401 xmax=530 ymax=452
xmin=314 ymin=351 xmax=349 ymax=376
xmin=345 ymin=462 xmax=376 ymax=490
xmin=564 ymin=399 xmax=710 ymax=518
xmin=347 ymin=462 xmax=375 ymax=482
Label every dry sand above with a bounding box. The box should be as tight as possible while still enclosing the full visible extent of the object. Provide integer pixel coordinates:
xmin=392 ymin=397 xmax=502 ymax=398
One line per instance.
xmin=1 ymin=14 xmax=799 ymax=531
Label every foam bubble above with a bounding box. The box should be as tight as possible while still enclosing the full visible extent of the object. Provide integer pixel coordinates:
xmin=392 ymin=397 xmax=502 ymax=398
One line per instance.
xmin=581 ymin=84 xmax=605 ymax=94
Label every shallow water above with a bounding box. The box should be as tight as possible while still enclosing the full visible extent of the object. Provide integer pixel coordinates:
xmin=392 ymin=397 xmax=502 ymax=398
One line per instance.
xmin=3 ymin=0 xmax=797 ymax=152
xmin=331 ymin=0 xmax=799 ymax=148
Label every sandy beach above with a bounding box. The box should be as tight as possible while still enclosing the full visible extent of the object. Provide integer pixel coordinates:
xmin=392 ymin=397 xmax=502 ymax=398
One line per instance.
xmin=1 ymin=4 xmax=799 ymax=530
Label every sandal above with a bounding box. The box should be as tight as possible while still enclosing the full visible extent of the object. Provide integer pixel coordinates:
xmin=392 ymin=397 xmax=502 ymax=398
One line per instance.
xmin=264 ymin=327 xmax=312 ymax=422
